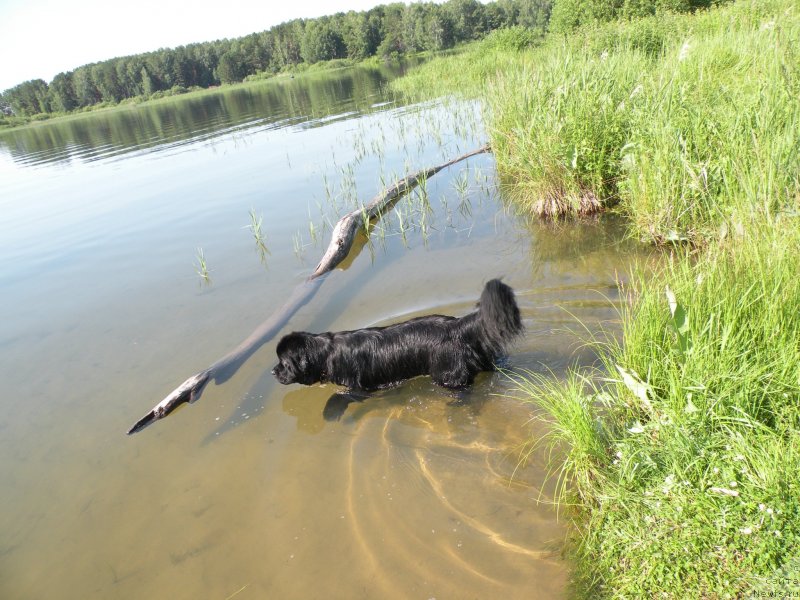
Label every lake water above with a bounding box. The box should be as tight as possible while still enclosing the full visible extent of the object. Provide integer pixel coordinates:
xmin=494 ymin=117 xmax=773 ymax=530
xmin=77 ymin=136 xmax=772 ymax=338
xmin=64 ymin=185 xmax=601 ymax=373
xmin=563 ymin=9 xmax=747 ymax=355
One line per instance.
xmin=0 ymin=65 xmax=646 ymax=599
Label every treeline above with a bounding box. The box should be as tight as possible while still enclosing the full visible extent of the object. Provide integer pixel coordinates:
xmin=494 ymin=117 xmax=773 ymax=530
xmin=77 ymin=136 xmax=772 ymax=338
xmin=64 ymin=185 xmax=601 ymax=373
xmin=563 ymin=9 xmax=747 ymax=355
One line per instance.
xmin=0 ymin=0 xmax=550 ymax=118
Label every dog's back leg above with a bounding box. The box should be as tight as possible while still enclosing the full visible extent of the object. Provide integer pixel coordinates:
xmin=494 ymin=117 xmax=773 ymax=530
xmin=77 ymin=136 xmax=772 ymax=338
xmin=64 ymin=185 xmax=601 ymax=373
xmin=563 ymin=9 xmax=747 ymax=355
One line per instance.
xmin=445 ymin=388 xmax=472 ymax=406
xmin=431 ymin=350 xmax=474 ymax=390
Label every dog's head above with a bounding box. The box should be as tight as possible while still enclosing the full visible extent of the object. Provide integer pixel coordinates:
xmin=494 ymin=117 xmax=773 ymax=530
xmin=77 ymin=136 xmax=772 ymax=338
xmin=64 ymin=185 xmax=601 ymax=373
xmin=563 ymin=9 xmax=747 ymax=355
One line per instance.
xmin=272 ymin=332 xmax=327 ymax=385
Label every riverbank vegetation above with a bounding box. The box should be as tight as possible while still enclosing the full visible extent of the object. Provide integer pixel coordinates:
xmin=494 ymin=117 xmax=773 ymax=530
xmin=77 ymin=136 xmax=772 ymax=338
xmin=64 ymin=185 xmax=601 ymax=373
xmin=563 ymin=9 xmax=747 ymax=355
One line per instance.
xmin=395 ymin=0 xmax=800 ymax=596
xmin=0 ymin=0 xmax=550 ymax=127
xmin=515 ymin=215 xmax=800 ymax=596
xmin=395 ymin=0 xmax=799 ymax=242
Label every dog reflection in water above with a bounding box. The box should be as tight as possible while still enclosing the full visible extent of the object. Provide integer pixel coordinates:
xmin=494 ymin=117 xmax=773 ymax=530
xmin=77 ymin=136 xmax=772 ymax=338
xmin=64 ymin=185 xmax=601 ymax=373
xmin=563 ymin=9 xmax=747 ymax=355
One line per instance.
xmin=272 ymin=279 xmax=523 ymax=420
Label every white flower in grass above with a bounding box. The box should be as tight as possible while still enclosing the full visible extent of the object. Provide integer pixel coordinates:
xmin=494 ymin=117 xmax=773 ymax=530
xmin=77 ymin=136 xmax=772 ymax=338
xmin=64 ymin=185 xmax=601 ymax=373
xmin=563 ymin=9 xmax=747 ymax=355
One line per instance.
xmin=739 ymin=527 xmax=753 ymax=535
xmin=708 ymin=487 xmax=739 ymax=497
xmin=679 ymin=40 xmax=691 ymax=62
xmin=628 ymin=422 xmax=645 ymax=434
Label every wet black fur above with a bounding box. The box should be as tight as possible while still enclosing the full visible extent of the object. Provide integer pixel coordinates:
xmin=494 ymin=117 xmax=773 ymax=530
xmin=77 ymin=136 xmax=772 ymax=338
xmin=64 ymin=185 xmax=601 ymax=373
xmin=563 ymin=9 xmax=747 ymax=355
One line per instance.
xmin=272 ymin=279 xmax=522 ymax=392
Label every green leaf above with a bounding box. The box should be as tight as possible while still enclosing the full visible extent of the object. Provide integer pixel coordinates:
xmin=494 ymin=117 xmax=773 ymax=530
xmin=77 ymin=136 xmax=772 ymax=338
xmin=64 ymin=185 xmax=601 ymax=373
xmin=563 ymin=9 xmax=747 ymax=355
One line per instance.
xmin=666 ymin=286 xmax=692 ymax=355
xmin=615 ymin=364 xmax=653 ymax=413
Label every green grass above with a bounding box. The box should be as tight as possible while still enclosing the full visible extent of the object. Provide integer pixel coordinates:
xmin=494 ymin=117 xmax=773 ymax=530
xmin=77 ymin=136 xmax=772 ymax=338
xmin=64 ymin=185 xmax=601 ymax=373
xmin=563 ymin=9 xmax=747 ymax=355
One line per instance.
xmin=488 ymin=46 xmax=648 ymax=217
xmin=393 ymin=1 xmax=800 ymax=242
xmin=618 ymin=7 xmax=800 ymax=243
xmin=390 ymin=36 xmax=540 ymax=101
xmin=512 ymin=215 xmax=800 ymax=597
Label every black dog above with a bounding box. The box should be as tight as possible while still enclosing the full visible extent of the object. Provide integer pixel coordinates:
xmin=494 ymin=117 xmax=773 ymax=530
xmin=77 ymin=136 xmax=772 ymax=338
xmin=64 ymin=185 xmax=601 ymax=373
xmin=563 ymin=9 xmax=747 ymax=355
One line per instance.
xmin=272 ymin=279 xmax=522 ymax=397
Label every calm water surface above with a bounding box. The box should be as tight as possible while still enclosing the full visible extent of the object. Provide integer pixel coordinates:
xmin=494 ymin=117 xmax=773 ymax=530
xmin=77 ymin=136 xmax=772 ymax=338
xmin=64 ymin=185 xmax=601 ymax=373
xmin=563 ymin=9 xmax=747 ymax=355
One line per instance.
xmin=0 ymin=66 xmax=646 ymax=599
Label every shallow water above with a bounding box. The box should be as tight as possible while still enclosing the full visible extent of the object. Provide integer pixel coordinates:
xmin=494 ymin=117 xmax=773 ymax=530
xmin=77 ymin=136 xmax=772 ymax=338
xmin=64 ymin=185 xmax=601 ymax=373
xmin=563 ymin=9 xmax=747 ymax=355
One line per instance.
xmin=0 ymin=66 xmax=646 ymax=599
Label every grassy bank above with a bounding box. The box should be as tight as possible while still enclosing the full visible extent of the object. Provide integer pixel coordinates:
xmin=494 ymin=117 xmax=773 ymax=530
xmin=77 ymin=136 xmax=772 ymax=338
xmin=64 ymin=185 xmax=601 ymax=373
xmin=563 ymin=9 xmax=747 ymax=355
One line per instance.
xmin=515 ymin=213 xmax=800 ymax=596
xmin=394 ymin=0 xmax=799 ymax=243
xmin=393 ymin=1 xmax=800 ymax=596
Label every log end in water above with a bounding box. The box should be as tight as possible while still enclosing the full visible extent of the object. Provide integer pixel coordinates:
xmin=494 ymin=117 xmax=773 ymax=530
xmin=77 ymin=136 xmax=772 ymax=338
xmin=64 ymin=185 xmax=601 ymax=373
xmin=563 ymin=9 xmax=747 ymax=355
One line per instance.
xmin=127 ymin=370 xmax=211 ymax=435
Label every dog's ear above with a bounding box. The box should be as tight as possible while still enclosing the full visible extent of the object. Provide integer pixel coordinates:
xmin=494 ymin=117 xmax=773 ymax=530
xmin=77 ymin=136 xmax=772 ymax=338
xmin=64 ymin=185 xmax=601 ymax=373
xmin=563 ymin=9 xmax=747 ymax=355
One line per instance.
xmin=277 ymin=331 xmax=311 ymax=356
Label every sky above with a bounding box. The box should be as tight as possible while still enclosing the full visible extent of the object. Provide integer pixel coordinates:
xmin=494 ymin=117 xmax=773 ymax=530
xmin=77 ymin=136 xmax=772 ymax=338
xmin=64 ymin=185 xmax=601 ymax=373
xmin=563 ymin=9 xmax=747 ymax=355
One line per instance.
xmin=0 ymin=0 xmax=402 ymax=91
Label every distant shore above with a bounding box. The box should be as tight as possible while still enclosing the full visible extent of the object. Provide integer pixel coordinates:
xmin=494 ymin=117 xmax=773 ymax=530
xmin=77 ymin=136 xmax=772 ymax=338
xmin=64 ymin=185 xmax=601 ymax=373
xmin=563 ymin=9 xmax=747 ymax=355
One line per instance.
xmin=0 ymin=56 xmax=405 ymax=133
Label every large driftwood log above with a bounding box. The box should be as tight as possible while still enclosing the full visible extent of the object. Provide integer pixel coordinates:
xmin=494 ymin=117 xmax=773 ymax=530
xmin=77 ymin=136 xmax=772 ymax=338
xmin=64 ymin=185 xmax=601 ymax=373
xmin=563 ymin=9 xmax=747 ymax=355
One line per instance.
xmin=127 ymin=144 xmax=491 ymax=434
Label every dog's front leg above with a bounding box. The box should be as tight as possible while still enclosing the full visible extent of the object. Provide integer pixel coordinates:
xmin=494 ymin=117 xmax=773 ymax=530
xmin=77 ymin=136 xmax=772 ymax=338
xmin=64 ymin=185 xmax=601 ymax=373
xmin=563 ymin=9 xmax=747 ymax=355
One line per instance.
xmin=322 ymin=390 xmax=371 ymax=421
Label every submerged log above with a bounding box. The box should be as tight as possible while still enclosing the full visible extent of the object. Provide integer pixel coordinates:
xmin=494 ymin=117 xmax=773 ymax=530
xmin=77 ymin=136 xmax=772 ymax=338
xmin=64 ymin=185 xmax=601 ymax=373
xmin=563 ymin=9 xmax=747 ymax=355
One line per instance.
xmin=127 ymin=144 xmax=491 ymax=434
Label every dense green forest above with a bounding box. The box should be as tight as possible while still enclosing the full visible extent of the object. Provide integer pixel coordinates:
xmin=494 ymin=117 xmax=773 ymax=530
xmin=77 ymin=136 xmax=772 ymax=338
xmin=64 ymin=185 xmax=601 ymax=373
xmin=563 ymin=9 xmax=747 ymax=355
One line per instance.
xmin=0 ymin=0 xmax=552 ymax=118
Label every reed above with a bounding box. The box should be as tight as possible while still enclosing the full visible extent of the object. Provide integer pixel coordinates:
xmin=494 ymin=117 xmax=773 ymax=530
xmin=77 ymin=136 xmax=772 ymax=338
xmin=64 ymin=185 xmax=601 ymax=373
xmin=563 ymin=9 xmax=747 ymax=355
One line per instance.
xmin=194 ymin=247 xmax=211 ymax=285
xmin=247 ymin=208 xmax=270 ymax=263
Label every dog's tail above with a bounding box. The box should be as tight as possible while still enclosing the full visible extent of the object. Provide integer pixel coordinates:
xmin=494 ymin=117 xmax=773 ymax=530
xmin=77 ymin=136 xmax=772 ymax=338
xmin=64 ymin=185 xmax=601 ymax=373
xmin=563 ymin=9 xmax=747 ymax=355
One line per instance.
xmin=478 ymin=279 xmax=523 ymax=354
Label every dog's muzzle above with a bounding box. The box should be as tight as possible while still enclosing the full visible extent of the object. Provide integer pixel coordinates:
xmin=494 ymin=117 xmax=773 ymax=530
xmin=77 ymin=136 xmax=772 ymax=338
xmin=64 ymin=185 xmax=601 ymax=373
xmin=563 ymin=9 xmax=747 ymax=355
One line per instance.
xmin=272 ymin=364 xmax=293 ymax=385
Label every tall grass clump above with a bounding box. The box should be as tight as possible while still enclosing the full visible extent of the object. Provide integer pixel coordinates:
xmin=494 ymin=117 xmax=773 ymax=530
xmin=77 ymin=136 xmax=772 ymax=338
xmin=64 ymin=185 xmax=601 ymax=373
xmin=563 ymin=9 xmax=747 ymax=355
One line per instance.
xmin=515 ymin=215 xmax=800 ymax=597
xmin=488 ymin=46 xmax=650 ymax=216
xmin=488 ymin=0 xmax=799 ymax=229
xmin=619 ymin=1 xmax=800 ymax=242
